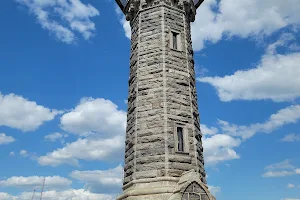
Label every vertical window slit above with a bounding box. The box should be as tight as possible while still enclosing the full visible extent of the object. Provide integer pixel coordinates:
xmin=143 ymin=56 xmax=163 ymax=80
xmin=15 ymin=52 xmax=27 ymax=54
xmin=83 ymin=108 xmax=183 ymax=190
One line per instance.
xmin=177 ymin=127 xmax=184 ymax=152
xmin=172 ymin=32 xmax=178 ymax=50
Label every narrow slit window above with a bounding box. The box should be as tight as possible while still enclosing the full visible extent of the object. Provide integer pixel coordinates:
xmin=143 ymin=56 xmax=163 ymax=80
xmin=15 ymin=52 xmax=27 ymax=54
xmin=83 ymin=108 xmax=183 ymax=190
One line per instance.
xmin=177 ymin=127 xmax=184 ymax=152
xmin=172 ymin=32 xmax=178 ymax=50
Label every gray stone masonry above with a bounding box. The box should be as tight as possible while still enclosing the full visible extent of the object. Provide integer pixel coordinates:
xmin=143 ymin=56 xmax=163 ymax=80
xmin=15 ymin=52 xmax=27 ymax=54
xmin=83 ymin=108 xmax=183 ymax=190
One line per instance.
xmin=116 ymin=0 xmax=215 ymax=199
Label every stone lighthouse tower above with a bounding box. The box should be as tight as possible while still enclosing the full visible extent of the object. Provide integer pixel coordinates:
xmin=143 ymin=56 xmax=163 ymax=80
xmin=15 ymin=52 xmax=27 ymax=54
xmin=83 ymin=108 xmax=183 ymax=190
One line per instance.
xmin=116 ymin=0 xmax=215 ymax=199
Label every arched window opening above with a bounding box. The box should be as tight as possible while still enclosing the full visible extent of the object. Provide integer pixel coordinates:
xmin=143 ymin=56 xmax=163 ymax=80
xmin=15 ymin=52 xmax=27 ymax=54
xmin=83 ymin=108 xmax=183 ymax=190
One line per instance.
xmin=182 ymin=182 xmax=209 ymax=200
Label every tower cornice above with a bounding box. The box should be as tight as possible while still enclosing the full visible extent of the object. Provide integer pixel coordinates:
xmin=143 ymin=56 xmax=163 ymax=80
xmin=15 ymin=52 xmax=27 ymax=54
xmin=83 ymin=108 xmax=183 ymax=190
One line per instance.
xmin=119 ymin=0 xmax=200 ymax=22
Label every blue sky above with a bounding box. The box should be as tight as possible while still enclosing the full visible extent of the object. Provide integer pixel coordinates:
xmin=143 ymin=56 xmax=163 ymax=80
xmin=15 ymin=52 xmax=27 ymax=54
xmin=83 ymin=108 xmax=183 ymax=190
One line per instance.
xmin=0 ymin=0 xmax=299 ymax=199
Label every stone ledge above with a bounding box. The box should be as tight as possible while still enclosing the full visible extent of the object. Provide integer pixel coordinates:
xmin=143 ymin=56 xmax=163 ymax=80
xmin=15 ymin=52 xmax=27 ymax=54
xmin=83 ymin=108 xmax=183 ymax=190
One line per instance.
xmin=117 ymin=186 xmax=175 ymax=200
xmin=123 ymin=177 xmax=180 ymax=190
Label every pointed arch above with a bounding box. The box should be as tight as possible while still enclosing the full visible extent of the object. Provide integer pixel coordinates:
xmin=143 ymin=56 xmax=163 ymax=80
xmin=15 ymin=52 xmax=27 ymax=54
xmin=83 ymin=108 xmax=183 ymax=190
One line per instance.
xmin=182 ymin=182 xmax=210 ymax=200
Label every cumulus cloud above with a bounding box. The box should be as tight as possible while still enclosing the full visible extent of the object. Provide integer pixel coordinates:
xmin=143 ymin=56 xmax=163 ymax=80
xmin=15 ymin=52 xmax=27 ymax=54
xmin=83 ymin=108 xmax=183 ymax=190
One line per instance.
xmin=44 ymin=132 xmax=68 ymax=142
xmin=0 ymin=190 xmax=114 ymax=200
xmin=60 ymin=97 xmax=126 ymax=137
xmin=262 ymin=160 xmax=300 ymax=178
xmin=0 ymin=192 xmax=17 ymax=200
xmin=198 ymin=124 xmax=242 ymax=165
xmin=192 ymin=0 xmax=300 ymax=51
xmin=70 ymin=165 xmax=123 ymax=194
xmin=282 ymin=134 xmax=300 ymax=142
xmin=199 ymin=33 xmax=300 ymax=102
xmin=38 ymin=97 xmax=126 ymax=167
xmin=0 ymin=93 xmax=60 ymax=132
xmin=200 ymin=104 xmax=300 ymax=165
xmin=19 ymin=150 xmax=28 ymax=157
xmin=201 ymin=124 xmax=219 ymax=136
xmin=16 ymin=0 xmax=99 ymax=44
xmin=38 ymin=135 xmax=124 ymax=167
xmin=0 ymin=176 xmax=71 ymax=190
xmin=21 ymin=189 xmax=114 ymax=200
xmin=203 ymin=134 xmax=241 ymax=165
xmin=0 ymin=133 xmax=15 ymax=145
xmin=115 ymin=6 xmax=131 ymax=39
xmin=218 ymin=105 xmax=300 ymax=139
xmin=0 ymin=166 xmax=123 ymax=198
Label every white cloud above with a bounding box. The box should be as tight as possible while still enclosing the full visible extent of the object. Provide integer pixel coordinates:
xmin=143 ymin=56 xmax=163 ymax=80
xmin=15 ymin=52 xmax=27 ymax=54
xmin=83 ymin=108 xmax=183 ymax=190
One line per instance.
xmin=60 ymin=97 xmax=126 ymax=137
xmin=9 ymin=151 xmax=15 ymax=156
xmin=0 ymin=93 xmax=60 ymax=132
xmin=263 ymin=170 xmax=298 ymax=178
xmin=201 ymin=104 xmax=300 ymax=165
xmin=192 ymin=0 xmax=300 ymax=51
xmin=39 ymin=97 xmax=126 ymax=167
xmin=288 ymin=184 xmax=300 ymax=188
xmin=195 ymin=66 xmax=209 ymax=78
xmin=208 ymin=185 xmax=221 ymax=196
xmin=201 ymin=124 xmax=219 ymax=136
xmin=0 ymin=176 xmax=71 ymax=190
xmin=70 ymin=165 xmax=123 ymax=194
xmin=0 ymin=192 xmax=17 ymax=200
xmin=20 ymin=189 xmax=115 ymax=200
xmin=16 ymin=0 xmax=99 ymax=44
xmin=262 ymin=160 xmax=300 ymax=178
xmin=199 ymin=34 xmax=300 ymax=102
xmin=19 ymin=150 xmax=37 ymax=160
xmin=44 ymin=132 xmax=68 ymax=142
xmin=282 ymin=134 xmax=300 ymax=142
xmin=19 ymin=150 xmax=28 ymax=157
xmin=283 ymin=199 xmax=300 ymax=200
xmin=287 ymin=183 xmax=295 ymax=188
xmin=218 ymin=105 xmax=300 ymax=139
xmin=198 ymin=124 xmax=242 ymax=165
xmin=290 ymin=184 xmax=300 ymax=188
xmin=38 ymin=135 xmax=124 ymax=167
xmin=115 ymin=7 xmax=131 ymax=39
xmin=203 ymin=134 xmax=241 ymax=165
xmin=265 ymin=160 xmax=295 ymax=171
xmin=0 ymin=190 xmax=114 ymax=200
xmin=0 ymin=133 xmax=15 ymax=145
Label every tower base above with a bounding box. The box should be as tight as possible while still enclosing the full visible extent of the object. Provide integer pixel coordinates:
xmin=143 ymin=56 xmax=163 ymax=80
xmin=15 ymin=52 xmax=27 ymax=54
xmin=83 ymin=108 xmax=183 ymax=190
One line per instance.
xmin=117 ymin=170 xmax=216 ymax=200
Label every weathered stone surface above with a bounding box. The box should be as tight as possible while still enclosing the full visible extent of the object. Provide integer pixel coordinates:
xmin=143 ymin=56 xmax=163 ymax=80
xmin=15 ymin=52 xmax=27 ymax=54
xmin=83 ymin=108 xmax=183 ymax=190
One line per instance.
xmin=116 ymin=0 xmax=214 ymax=200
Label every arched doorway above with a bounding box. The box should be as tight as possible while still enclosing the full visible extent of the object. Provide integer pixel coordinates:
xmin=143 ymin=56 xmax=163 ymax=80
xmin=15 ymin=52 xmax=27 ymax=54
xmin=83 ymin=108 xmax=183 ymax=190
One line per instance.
xmin=182 ymin=182 xmax=210 ymax=200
